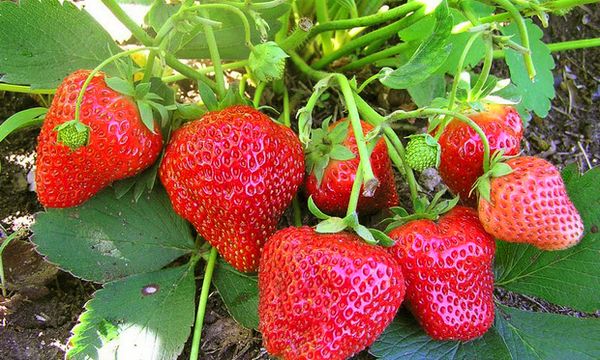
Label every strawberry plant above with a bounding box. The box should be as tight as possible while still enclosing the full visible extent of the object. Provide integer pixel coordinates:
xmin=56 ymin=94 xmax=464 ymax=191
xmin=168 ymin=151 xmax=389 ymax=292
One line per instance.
xmin=0 ymin=0 xmax=599 ymax=359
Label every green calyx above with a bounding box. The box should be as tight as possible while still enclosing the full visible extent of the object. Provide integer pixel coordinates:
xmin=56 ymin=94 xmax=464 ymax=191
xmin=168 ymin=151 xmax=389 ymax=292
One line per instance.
xmin=305 ymin=118 xmax=355 ymax=186
xmin=382 ymin=190 xmax=459 ymax=232
xmin=405 ymin=134 xmax=440 ymax=172
xmin=308 ymin=197 xmax=394 ymax=247
xmin=472 ymin=150 xmax=514 ymax=202
xmin=249 ymin=41 xmax=289 ymax=82
xmin=55 ymin=121 xmax=90 ymax=150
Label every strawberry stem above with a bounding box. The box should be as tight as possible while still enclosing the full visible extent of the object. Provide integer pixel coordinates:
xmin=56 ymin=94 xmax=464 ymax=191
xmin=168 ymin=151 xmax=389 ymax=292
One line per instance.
xmin=492 ymin=0 xmax=536 ymax=79
xmin=0 ymin=84 xmax=55 ymax=95
xmin=336 ymin=74 xmax=379 ymax=197
xmin=0 ymin=228 xmax=25 ymax=297
xmin=189 ymin=246 xmax=218 ymax=360
xmin=73 ymin=47 xmax=159 ymax=124
xmin=315 ymin=0 xmax=335 ymax=55
xmin=471 ymin=34 xmax=495 ymax=100
xmin=187 ymin=4 xmax=254 ymax=50
xmin=199 ymin=8 xmax=226 ymax=99
xmin=253 ymin=82 xmax=267 ymax=107
xmin=346 ymin=162 xmax=364 ymax=216
xmin=100 ymin=0 xmax=217 ymax=90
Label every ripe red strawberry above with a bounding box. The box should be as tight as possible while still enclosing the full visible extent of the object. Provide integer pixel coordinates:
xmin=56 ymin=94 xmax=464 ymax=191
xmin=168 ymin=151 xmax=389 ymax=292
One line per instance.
xmin=304 ymin=119 xmax=398 ymax=216
xmin=35 ymin=70 xmax=163 ymax=208
xmin=478 ymin=156 xmax=584 ymax=250
xmin=259 ymin=226 xmax=405 ymax=360
xmin=159 ymin=105 xmax=304 ymax=272
xmin=437 ymin=105 xmax=523 ymax=205
xmin=387 ymin=206 xmax=495 ymax=341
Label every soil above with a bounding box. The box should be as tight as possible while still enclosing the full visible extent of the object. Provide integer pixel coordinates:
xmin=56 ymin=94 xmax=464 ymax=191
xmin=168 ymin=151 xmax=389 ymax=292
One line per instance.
xmin=1 ymin=4 xmax=599 ymax=360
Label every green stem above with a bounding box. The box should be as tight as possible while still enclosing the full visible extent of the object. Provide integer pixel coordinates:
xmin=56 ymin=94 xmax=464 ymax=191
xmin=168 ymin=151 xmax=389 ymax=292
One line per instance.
xmin=100 ymin=0 xmax=216 ymax=90
xmin=315 ymin=0 xmax=334 ymax=54
xmin=162 ymin=61 xmax=247 ymax=83
xmin=0 ymin=84 xmax=55 ymax=95
xmin=207 ymin=0 xmax=287 ymax=10
xmin=188 ymin=4 xmax=253 ymax=48
xmin=353 ymin=94 xmax=419 ymax=204
xmin=253 ymin=82 xmax=267 ymax=107
xmin=388 ymin=108 xmax=491 ymax=173
xmin=0 ymin=229 xmax=24 ymax=297
xmin=288 ymin=51 xmax=330 ymax=80
xmin=189 ymin=247 xmax=218 ymax=360
xmin=346 ymin=162 xmax=364 ymax=216
xmin=546 ymin=0 xmax=598 ymax=10
xmin=199 ymin=9 xmax=226 ymax=99
xmin=338 ymin=43 xmax=410 ymax=72
xmin=336 ymin=75 xmax=378 ymax=196
xmin=494 ymin=37 xmax=600 ymax=58
xmin=492 ymin=0 xmax=536 ymax=79
xmin=447 ymin=32 xmax=482 ymax=113
xmin=471 ymin=34 xmax=494 ymax=100
xmin=313 ymin=7 xmax=426 ymax=70
xmin=311 ymin=1 xmax=423 ymax=38
xmin=142 ymin=51 xmax=158 ymax=82
xmin=74 ymin=47 xmax=158 ymax=122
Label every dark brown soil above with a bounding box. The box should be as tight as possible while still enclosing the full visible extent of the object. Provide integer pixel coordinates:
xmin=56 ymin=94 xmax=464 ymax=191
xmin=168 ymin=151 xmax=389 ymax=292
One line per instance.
xmin=1 ymin=5 xmax=598 ymax=360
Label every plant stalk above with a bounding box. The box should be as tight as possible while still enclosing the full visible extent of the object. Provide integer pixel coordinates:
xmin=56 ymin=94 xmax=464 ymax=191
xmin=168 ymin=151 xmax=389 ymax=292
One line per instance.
xmin=189 ymin=247 xmax=218 ymax=360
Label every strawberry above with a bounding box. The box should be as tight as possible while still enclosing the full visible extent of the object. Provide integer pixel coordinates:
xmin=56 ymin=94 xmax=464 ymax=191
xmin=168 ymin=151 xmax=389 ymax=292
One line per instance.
xmin=35 ymin=70 xmax=163 ymax=208
xmin=259 ymin=226 xmax=405 ymax=360
xmin=437 ymin=104 xmax=523 ymax=205
xmin=478 ymin=156 xmax=584 ymax=250
xmin=387 ymin=206 xmax=495 ymax=341
xmin=159 ymin=105 xmax=304 ymax=272
xmin=304 ymin=119 xmax=398 ymax=216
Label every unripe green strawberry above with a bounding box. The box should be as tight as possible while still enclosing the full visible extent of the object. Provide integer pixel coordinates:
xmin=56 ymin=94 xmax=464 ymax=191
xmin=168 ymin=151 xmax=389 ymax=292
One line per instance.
xmin=405 ymin=134 xmax=439 ymax=172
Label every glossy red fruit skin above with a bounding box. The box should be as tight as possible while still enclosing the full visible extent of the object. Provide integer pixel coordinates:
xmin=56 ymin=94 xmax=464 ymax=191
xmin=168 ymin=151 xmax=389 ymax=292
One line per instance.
xmin=259 ymin=226 xmax=405 ymax=360
xmin=387 ymin=207 xmax=495 ymax=341
xmin=478 ymin=156 xmax=584 ymax=250
xmin=437 ymin=105 xmax=523 ymax=205
xmin=304 ymin=120 xmax=398 ymax=216
xmin=35 ymin=70 xmax=163 ymax=208
xmin=159 ymin=106 xmax=304 ymax=272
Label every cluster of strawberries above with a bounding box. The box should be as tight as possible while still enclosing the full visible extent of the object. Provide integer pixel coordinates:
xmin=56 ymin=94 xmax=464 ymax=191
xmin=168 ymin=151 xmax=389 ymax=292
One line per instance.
xmin=36 ymin=71 xmax=583 ymax=360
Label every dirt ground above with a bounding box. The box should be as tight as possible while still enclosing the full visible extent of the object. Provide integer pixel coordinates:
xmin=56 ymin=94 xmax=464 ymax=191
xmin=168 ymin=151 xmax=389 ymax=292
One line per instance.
xmin=0 ymin=5 xmax=598 ymax=360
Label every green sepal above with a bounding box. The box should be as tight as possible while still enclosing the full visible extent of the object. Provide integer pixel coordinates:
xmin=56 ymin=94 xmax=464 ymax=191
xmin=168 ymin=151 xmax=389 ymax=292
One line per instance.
xmin=105 ymin=76 xmax=135 ymax=96
xmin=472 ymin=150 xmax=514 ymax=203
xmin=383 ymin=190 xmax=459 ymax=232
xmin=305 ymin=119 xmax=354 ymax=187
xmin=307 ymin=196 xmax=330 ymax=220
xmin=315 ymin=217 xmax=347 ymax=234
xmin=136 ymin=100 xmax=155 ymax=133
xmin=54 ymin=120 xmax=90 ymax=150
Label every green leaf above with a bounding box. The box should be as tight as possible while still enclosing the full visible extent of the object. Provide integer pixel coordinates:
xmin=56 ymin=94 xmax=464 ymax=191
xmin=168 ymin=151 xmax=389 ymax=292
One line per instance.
xmin=113 ymin=161 xmax=160 ymax=202
xmin=31 ymin=187 xmax=195 ymax=283
xmin=0 ymin=107 xmax=46 ymax=143
xmin=0 ymin=0 xmax=121 ymax=89
xmin=407 ymin=74 xmax=446 ymax=107
xmin=135 ymin=82 xmax=152 ymax=99
xmin=371 ymin=305 xmax=600 ymax=359
xmin=329 ymin=144 xmax=355 ymax=161
xmin=397 ymin=3 xmax=494 ymax=76
xmin=370 ymin=308 xmax=511 ymax=359
xmin=249 ymin=41 xmax=288 ymax=82
xmin=501 ymin=20 xmax=555 ymax=118
xmin=212 ymin=259 xmax=259 ymax=329
xmin=379 ymin=3 xmax=452 ymax=89
xmin=495 ymin=166 xmax=600 ymax=312
xmin=67 ymin=264 xmax=196 ymax=360
xmin=316 ymin=217 xmax=348 ymax=233
xmin=105 ymin=77 xmax=135 ymax=97
xmin=494 ymin=304 xmax=600 ymax=359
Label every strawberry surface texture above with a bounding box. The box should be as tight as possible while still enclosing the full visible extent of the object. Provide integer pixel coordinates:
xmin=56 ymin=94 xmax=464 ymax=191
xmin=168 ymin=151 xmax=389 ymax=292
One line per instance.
xmin=478 ymin=156 xmax=584 ymax=250
xmin=259 ymin=226 xmax=405 ymax=360
xmin=35 ymin=70 xmax=163 ymax=208
xmin=304 ymin=119 xmax=398 ymax=216
xmin=159 ymin=105 xmax=304 ymax=272
xmin=387 ymin=206 xmax=496 ymax=341
xmin=437 ymin=105 xmax=523 ymax=205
